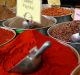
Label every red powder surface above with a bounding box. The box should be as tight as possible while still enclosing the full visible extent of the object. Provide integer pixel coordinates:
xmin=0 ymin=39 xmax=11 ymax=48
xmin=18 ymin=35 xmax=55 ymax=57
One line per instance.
xmin=0 ymin=30 xmax=78 ymax=75
xmin=0 ymin=28 xmax=15 ymax=46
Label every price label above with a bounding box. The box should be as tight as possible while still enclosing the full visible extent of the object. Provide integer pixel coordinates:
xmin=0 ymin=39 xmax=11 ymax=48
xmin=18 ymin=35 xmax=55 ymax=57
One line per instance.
xmin=48 ymin=0 xmax=61 ymax=6
xmin=17 ymin=0 xmax=41 ymax=23
xmin=74 ymin=8 xmax=80 ymax=20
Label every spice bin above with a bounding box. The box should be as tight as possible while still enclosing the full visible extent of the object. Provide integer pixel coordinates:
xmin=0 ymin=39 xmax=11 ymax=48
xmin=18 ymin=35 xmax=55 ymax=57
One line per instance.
xmin=47 ymin=20 xmax=80 ymax=53
xmin=42 ymin=4 xmax=74 ymax=23
xmin=3 ymin=16 xmax=57 ymax=35
xmin=1 ymin=29 xmax=80 ymax=75
xmin=0 ymin=27 xmax=16 ymax=47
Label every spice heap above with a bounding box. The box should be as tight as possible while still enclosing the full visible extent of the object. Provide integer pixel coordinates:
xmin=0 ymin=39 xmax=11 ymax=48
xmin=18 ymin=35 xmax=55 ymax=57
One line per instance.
xmin=0 ymin=5 xmax=15 ymax=20
xmin=0 ymin=27 xmax=15 ymax=47
xmin=0 ymin=30 xmax=78 ymax=75
xmin=49 ymin=20 xmax=80 ymax=42
xmin=42 ymin=7 xmax=73 ymax=16
xmin=0 ymin=0 xmax=16 ymax=9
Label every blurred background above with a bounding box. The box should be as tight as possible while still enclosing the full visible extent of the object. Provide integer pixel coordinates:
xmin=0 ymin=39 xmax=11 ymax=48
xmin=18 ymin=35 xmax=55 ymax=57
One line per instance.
xmin=42 ymin=0 xmax=80 ymax=7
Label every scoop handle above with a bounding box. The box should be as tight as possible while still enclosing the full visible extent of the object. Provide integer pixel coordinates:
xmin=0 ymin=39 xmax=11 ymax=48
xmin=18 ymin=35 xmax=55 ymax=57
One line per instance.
xmin=33 ymin=41 xmax=51 ymax=58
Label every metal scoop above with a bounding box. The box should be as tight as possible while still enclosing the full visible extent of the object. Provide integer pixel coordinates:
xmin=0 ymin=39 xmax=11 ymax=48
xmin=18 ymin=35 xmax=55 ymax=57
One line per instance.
xmin=71 ymin=33 xmax=80 ymax=42
xmin=22 ymin=12 xmax=33 ymax=28
xmin=22 ymin=20 xmax=32 ymax=29
xmin=8 ymin=41 xmax=51 ymax=74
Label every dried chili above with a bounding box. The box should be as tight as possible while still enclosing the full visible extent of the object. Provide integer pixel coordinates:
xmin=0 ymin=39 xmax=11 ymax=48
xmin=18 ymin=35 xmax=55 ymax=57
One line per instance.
xmin=42 ymin=7 xmax=73 ymax=16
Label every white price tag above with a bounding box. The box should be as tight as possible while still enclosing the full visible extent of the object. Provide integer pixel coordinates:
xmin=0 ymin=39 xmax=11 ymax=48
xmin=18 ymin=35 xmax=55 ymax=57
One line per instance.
xmin=48 ymin=0 xmax=61 ymax=6
xmin=17 ymin=0 xmax=42 ymax=23
xmin=74 ymin=8 xmax=80 ymax=20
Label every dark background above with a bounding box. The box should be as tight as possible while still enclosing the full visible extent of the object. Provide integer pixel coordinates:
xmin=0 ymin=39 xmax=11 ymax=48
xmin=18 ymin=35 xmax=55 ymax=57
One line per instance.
xmin=42 ymin=0 xmax=80 ymax=6
xmin=42 ymin=0 xmax=80 ymax=4
xmin=42 ymin=0 xmax=80 ymax=7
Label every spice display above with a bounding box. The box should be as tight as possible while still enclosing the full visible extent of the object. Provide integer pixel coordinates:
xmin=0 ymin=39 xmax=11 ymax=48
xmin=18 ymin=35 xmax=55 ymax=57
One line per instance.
xmin=42 ymin=7 xmax=73 ymax=16
xmin=0 ymin=27 xmax=15 ymax=47
xmin=0 ymin=5 xmax=15 ymax=20
xmin=48 ymin=20 xmax=80 ymax=42
xmin=3 ymin=16 xmax=55 ymax=29
xmin=0 ymin=30 xmax=78 ymax=75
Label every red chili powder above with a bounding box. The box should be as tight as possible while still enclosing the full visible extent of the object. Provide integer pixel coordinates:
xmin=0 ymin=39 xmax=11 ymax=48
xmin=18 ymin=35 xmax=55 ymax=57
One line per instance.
xmin=0 ymin=28 xmax=15 ymax=46
xmin=0 ymin=30 xmax=78 ymax=75
xmin=42 ymin=7 xmax=73 ymax=16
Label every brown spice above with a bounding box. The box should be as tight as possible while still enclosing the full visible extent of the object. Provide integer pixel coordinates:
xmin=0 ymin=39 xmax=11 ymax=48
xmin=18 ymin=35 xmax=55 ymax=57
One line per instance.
xmin=42 ymin=7 xmax=73 ymax=16
xmin=0 ymin=0 xmax=16 ymax=9
xmin=0 ymin=5 xmax=15 ymax=20
xmin=49 ymin=20 xmax=80 ymax=42
xmin=4 ymin=16 xmax=55 ymax=29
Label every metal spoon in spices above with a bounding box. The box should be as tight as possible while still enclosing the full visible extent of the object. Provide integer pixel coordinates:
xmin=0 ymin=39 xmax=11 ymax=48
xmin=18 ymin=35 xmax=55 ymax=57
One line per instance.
xmin=8 ymin=41 xmax=51 ymax=74
xmin=71 ymin=33 xmax=80 ymax=43
xmin=22 ymin=20 xmax=33 ymax=29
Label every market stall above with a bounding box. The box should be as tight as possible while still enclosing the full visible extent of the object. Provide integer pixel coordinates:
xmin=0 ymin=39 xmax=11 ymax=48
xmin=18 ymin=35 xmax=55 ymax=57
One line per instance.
xmin=0 ymin=0 xmax=80 ymax=75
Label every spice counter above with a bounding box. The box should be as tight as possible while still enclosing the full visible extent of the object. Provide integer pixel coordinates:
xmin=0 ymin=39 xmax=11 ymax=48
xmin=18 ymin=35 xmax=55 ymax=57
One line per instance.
xmin=0 ymin=3 xmax=80 ymax=75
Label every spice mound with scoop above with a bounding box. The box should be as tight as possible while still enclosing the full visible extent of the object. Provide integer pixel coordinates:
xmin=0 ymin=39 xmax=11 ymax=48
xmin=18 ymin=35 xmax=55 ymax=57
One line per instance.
xmin=0 ymin=30 xmax=79 ymax=75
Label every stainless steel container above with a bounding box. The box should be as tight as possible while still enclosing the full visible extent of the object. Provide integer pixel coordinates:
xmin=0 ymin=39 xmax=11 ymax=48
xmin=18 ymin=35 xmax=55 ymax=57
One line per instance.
xmin=0 ymin=20 xmax=5 ymax=26
xmin=3 ymin=16 xmax=57 ymax=35
xmin=47 ymin=21 xmax=80 ymax=53
xmin=42 ymin=4 xmax=74 ymax=23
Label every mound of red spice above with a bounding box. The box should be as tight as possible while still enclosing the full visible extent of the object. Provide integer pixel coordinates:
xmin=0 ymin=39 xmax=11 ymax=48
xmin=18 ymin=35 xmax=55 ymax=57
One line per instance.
xmin=0 ymin=30 xmax=79 ymax=75
xmin=0 ymin=28 xmax=15 ymax=46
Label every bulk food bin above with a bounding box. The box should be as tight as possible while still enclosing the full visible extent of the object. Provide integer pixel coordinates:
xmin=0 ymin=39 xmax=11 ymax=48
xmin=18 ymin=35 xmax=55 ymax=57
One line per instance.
xmin=3 ymin=16 xmax=57 ymax=35
xmin=42 ymin=4 xmax=74 ymax=23
xmin=48 ymin=20 xmax=80 ymax=53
